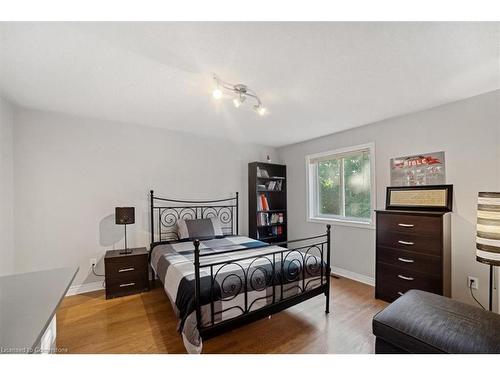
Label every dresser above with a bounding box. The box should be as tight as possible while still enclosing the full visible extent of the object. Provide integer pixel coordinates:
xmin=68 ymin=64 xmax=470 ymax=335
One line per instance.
xmin=375 ymin=210 xmax=451 ymax=303
xmin=104 ymin=247 xmax=149 ymax=299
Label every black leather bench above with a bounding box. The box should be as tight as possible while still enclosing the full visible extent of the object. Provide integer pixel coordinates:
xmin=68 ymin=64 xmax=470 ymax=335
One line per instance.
xmin=372 ymin=289 xmax=500 ymax=353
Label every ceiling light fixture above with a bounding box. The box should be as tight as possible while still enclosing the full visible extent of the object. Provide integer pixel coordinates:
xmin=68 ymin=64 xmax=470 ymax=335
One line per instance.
xmin=212 ymin=74 xmax=266 ymax=115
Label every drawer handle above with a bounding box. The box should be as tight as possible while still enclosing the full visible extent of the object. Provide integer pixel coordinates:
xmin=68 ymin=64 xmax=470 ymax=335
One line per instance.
xmin=398 ymin=223 xmax=414 ymax=228
xmin=118 ymin=267 xmax=135 ymax=273
xmin=119 ymin=282 xmax=136 ymax=288
xmin=397 ymin=257 xmax=414 ymax=263
xmin=398 ymin=292 xmax=404 ymax=296
xmin=398 ymin=275 xmax=414 ymax=281
xmin=398 ymin=240 xmax=414 ymax=246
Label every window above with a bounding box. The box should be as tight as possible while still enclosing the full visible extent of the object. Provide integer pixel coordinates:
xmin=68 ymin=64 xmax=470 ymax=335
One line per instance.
xmin=306 ymin=143 xmax=375 ymax=227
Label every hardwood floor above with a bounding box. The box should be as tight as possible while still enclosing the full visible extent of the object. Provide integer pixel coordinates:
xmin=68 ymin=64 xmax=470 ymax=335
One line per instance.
xmin=56 ymin=276 xmax=387 ymax=354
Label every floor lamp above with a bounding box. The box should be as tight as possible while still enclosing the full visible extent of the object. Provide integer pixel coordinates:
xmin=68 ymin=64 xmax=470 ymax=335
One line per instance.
xmin=476 ymin=192 xmax=500 ymax=311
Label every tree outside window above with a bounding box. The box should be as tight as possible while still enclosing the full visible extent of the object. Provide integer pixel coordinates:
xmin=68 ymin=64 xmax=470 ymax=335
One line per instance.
xmin=311 ymin=146 xmax=373 ymax=224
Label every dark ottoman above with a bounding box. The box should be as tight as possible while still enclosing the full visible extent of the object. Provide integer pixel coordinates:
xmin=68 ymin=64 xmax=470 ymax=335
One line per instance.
xmin=372 ymin=289 xmax=500 ymax=353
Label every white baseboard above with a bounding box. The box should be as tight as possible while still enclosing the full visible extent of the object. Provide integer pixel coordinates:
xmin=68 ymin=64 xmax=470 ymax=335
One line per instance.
xmin=331 ymin=266 xmax=375 ymax=286
xmin=66 ymin=281 xmax=104 ymax=296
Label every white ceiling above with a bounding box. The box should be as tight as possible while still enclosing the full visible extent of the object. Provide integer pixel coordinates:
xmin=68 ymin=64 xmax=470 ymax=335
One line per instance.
xmin=0 ymin=22 xmax=499 ymax=147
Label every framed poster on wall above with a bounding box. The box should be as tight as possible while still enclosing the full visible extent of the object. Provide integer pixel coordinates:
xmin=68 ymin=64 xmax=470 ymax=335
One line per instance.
xmin=390 ymin=151 xmax=445 ymax=186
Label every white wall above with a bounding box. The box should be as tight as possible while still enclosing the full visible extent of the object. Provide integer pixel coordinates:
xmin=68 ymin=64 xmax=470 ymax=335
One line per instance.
xmin=13 ymin=108 xmax=276 ymax=287
xmin=0 ymin=97 xmax=15 ymax=276
xmin=278 ymin=90 xmax=500 ymax=306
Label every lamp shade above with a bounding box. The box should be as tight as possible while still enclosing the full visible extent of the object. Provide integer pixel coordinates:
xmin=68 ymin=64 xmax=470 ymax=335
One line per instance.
xmin=115 ymin=207 xmax=135 ymax=225
xmin=476 ymin=192 xmax=500 ymax=266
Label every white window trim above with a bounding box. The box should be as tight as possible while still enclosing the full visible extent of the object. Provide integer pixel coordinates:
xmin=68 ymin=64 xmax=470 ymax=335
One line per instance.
xmin=305 ymin=142 xmax=376 ymax=230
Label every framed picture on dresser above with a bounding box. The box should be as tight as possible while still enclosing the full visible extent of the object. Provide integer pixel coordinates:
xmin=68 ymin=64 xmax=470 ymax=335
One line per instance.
xmin=385 ymin=184 xmax=453 ymax=212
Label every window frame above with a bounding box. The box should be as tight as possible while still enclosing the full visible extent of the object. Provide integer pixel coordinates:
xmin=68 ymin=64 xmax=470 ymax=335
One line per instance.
xmin=305 ymin=143 xmax=376 ymax=229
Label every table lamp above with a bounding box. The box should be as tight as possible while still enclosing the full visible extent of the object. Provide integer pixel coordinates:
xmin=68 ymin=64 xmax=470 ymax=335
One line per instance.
xmin=476 ymin=192 xmax=500 ymax=311
xmin=115 ymin=207 xmax=135 ymax=254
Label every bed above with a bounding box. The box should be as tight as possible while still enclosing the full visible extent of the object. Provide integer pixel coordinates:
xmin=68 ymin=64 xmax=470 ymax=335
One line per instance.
xmin=148 ymin=190 xmax=331 ymax=353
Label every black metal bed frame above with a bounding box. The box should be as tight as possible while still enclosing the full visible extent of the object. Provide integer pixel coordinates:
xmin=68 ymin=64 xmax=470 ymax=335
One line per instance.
xmin=149 ymin=190 xmax=331 ymax=341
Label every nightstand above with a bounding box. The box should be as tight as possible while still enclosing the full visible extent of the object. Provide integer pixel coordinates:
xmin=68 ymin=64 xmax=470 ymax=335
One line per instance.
xmin=104 ymin=247 xmax=149 ymax=299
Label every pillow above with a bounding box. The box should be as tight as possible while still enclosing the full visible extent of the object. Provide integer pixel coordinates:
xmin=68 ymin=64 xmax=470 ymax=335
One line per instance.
xmin=177 ymin=217 xmax=224 ymax=240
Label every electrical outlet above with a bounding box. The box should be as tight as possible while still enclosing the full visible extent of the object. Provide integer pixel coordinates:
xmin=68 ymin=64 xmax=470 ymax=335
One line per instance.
xmin=468 ymin=276 xmax=479 ymax=290
xmin=90 ymin=258 xmax=97 ymax=269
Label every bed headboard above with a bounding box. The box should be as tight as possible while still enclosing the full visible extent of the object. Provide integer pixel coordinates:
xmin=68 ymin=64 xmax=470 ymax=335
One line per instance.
xmin=149 ymin=190 xmax=239 ymax=244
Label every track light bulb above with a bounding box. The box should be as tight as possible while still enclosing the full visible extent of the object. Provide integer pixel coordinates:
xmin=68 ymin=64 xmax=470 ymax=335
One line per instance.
xmin=255 ymin=105 xmax=267 ymax=116
xmin=233 ymin=97 xmax=241 ymax=108
xmin=212 ymin=88 xmax=222 ymax=100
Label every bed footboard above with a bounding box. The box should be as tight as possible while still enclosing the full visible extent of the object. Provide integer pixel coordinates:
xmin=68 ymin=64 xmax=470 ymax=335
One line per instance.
xmin=193 ymin=225 xmax=331 ymax=340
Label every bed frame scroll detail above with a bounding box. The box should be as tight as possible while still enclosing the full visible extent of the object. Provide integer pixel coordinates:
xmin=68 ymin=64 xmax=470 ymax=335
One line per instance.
xmin=193 ymin=225 xmax=331 ymax=340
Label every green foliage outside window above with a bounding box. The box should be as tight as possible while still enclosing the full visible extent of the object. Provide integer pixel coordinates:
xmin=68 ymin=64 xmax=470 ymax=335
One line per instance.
xmin=318 ymin=159 xmax=341 ymax=216
xmin=318 ymin=151 xmax=371 ymax=220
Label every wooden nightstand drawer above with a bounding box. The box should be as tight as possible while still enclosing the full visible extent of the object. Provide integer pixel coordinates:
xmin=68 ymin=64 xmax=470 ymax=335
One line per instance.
xmin=104 ymin=247 xmax=149 ymax=299
xmin=105 ymin=278 xmax=148 ymax=298
xmin=105 ymin=257 xmax=147 ymax=280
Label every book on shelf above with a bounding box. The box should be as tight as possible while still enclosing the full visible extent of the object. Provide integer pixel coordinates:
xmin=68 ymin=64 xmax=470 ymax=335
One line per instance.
xmin=259 ymin=193 xmax=269 ymax=211
xmin=271 ymin=225 xmax=283 ymax=236
xmin=257 ymin=212 xmax=283 ymax=226
xmin=257 ymin=225 xmax=283 ymax=239
xmin=260 ymin=180 xmax=283 ymax=191
xmin=270 ymin=213 xmax=278 ymax=224
xmin=257 ymin=166 xmax=269 ymax=178
xmin=257 ymin=212 xmax=267 ymax=226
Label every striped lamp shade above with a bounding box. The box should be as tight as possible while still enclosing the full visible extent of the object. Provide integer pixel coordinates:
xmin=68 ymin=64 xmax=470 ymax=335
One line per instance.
xmin=477 ymin=192 xmax=500 ymax=266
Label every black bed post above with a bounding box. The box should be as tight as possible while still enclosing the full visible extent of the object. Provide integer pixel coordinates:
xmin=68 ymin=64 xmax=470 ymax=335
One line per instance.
xmin=150 ymin=190 xmax=156 ymax=286
xmin=235 ymin=192 xmax=239 ymax=235
xmin=325 ymin=224 xmax=331 ymax=314
xmin=194 ymin=239 xmax=202 ymax=331
xmin=150 ymin=190 xmax=155 ymax=245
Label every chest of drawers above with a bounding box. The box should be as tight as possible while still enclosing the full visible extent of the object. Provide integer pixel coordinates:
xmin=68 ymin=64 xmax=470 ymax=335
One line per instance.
xmin=375 ymin=210 xmax=451 ymax=303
